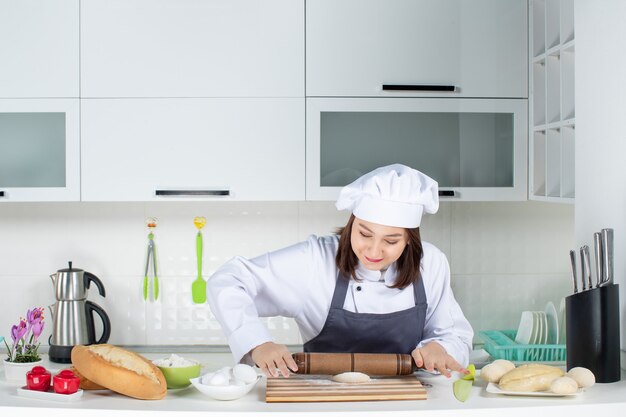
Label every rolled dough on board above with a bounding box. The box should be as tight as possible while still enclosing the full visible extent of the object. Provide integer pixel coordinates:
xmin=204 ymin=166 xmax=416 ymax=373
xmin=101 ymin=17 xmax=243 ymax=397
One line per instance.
xmin=331 ymin=372 xmax=371 ymax=383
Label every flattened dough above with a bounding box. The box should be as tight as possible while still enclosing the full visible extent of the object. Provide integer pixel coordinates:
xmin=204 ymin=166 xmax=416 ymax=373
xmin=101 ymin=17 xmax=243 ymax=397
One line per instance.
xmin=332 ymin=372 xmax=371 ymax=383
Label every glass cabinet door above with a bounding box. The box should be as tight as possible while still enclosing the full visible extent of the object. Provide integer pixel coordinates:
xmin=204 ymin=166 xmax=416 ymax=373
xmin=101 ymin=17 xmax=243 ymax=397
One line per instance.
xmin=306 ymin=98 xmax=527 ymax=201
xmin=0 ymin=99 xmax=79 ymax=201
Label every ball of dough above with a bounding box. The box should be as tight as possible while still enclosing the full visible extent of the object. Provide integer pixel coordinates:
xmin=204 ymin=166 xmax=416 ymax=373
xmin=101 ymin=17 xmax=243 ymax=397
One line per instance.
xmin=332 ymin=372 xmax=371 ymax=384
xmin=566 ymin=367 xmax=596 ymax=388
xmin=233 ymin=364 xmax=258 ymax=384
xmin=479 ymin=360 xmax=515 ymax=383
xmin=492 ymin=359 xmax=516 ymax=372
xmin=550 ymin=376 xmax=579 ymax=394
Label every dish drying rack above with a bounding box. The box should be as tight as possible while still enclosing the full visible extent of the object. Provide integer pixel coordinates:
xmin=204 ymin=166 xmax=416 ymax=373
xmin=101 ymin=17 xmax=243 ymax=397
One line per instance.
xmin=478 ymin=330 xmax=566 ymax=363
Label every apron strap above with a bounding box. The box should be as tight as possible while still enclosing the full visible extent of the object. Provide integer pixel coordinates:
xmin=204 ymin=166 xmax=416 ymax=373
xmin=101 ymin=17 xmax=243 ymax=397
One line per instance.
xmin=330 ymin=273 xmax=350 ymax=308
xmin=412 ymin=274 xmax=426 ymax=304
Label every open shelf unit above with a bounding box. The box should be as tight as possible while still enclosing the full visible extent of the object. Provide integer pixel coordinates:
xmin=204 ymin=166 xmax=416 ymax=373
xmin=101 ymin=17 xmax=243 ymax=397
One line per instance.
xmin=529 ymin=0 xmax=575 ymax=203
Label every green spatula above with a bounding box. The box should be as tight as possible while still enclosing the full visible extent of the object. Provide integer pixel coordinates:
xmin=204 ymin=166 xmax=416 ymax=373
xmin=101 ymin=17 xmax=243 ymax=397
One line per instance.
xmin=192 ymin=217 xmax=207 ymax=304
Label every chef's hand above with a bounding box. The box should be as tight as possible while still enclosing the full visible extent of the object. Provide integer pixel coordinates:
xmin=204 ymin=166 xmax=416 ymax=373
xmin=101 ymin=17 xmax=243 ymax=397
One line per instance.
xmin=251 ymin=341 xmax=298 ymax=378
xmin=411 ymin=341 xmax=468 ymax=378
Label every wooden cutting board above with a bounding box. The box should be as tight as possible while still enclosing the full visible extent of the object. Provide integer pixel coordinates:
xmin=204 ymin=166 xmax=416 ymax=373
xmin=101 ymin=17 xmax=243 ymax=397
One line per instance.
xmin=266 ymin=375 xmax=427 ymax=402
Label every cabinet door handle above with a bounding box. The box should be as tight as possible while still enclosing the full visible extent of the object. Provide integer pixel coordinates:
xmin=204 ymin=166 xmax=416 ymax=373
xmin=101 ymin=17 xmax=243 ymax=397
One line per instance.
xmin=0 ymin=191 xmax=4 ymax=197
xmin=438 ymin=190 xmax=456 ymax=197
xmin=382 ymin=84 xmax=457 ymax=92
xmin=155 ymin=189 xmax=230 ymax=197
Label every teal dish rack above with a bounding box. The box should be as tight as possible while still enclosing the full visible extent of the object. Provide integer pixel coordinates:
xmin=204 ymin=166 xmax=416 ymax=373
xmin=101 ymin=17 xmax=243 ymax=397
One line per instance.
xmin=479 ymin=330 xmax=566 ymax=363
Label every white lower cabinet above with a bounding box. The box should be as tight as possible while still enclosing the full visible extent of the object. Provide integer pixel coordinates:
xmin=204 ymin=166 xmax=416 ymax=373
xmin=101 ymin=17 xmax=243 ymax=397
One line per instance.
xmin=81 ymin=99 xmax=304 ymax=201
xmin=306 ymin=98 xmax=528 ymax=201
xmin=0 ymin=99 xmax=80 ymax=201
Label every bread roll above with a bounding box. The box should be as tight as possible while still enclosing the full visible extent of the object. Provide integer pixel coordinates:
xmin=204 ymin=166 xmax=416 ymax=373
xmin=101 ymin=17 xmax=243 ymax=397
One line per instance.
xmin=68 ymin=366 xmax=108 ymax=390
xmin=71 ymin=344 xmax=167 ymax=400
xmin=498 ymin=364 xmax=564 ymax=392
xmin=479 ymin=360 xmax=516 ymax=383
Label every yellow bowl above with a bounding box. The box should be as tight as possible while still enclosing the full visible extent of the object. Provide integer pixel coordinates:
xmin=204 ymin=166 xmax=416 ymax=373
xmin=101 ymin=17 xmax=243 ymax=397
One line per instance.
xmin=157 ymin=363 xmax=202 ymax=389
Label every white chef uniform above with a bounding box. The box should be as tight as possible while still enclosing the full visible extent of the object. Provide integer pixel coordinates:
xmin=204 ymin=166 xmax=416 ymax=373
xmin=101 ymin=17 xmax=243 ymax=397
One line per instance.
xmin=207 ymin=164 xmax=473 ymax=365
xmin=207 ymin=235 xmax=474 ymax=365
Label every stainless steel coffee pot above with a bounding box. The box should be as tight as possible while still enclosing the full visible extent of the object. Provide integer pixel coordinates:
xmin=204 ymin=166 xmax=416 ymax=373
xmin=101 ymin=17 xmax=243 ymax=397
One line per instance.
xmin=48 ymin=262 xmax=111 ymax=363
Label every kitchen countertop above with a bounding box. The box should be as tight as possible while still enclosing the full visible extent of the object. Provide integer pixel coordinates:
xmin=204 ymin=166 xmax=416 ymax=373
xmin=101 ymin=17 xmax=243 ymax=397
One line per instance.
xmin=1 ymin=352 xmax=625 ymax=417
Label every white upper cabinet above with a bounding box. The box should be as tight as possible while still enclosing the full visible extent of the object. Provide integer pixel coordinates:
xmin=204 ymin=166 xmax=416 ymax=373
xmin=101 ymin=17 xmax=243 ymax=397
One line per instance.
xmin=0 ymin=99 xmax=80 ymax=201
xmin=306 ymin=97 xmax=528 ymax=201
xmin=81 ymin=0 xmax=304 ymax=98
xmin=306 ymin=0 xmax=528 ymax=98
xmin=0 ymin=0 xmax=79 ymax=98
xmin=81 ymin=99 xmax=304 ymax=201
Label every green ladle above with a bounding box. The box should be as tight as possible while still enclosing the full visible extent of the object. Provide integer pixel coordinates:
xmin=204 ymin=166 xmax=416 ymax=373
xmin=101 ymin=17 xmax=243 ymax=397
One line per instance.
xmin=192 ymin=217 xmax=207 ymax=303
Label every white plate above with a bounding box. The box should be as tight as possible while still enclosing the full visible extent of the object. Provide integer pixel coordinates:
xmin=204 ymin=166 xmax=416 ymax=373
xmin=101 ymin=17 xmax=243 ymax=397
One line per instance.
xmin=536 ymin=311 xmax=548 ymax=345
xmin=529 ymin=311 xmax=541 ymax=344
xmin=545 ymin=301 xmax=559 ymax=344
xmin=514 ymin=311 xmax=534 ymax=344
xmin=486 ymin=383 xmax=582 ymax=397
xmin=17 ymin=387 xmax=83 ymax=402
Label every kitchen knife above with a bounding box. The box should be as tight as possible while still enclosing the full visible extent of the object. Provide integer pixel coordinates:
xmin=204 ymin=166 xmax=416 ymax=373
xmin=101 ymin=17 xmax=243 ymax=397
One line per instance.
xmin=594 ymin=232 xmax=603 ymax=288
xmin=600 ymin=228 xmax=614 ymax=286
xmin=579 ymin=247 xmax=587 ymax=291
xmin=582 ymin=245 xmax=593 ymax=290
xmin=569 ymin=249 xmax=578 ymax=293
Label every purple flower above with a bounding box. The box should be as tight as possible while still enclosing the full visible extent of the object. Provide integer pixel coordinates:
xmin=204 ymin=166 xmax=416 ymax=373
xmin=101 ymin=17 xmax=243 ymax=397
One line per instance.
xmin=7 ymin=307 xmax=45 ymax=362
xmin=11 ymin=319 xmax=28 ymax=346
xmin=31 ymin=320 xmax=45 ymax=343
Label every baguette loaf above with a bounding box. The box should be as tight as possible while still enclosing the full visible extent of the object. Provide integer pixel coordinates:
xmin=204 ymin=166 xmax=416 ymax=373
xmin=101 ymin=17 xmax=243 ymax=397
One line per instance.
xmin=71 ymin=344 xmax=167 ymax=400
xmin=68 ymin=366 xmax=108 ymax=390
xmin=498 ymin=364 xmax=564 ymax=392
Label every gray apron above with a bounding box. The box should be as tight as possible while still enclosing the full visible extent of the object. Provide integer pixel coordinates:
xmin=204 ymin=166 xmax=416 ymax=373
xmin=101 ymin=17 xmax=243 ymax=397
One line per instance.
xmin=303 ymin=272 xmax=427 ymax=354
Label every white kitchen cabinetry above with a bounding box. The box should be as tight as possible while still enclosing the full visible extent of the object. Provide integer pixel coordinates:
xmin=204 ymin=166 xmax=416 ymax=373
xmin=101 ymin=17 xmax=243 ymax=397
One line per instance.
xmin=80 ymin=0 xmax=303 ymax=98
xmin=0 ymin=99 xmax=80 ymax=201
xmin=529 ymin=0 xmax=575 ymax=202
xmin=81 ymin=99 xmax=304 ymax=201
xmin=306 ymin=0 xmax=527 ymax=98
xmin=306 ymin=98 xmax=528 ymax=201
xmin=0 ymin=0 xmax=79 ymax=98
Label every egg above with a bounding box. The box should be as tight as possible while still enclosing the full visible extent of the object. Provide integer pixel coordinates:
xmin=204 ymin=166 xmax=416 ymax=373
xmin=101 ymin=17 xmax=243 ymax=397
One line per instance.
xmin=233 ymin=364 xmax=258 ymax=384
xmin=566 ymin=367 xmax=596 ymax=388
xmin=200 ymin=371 xmax=215 ymax=385
xmin=208 ymin=371 xmax=230 ymax=386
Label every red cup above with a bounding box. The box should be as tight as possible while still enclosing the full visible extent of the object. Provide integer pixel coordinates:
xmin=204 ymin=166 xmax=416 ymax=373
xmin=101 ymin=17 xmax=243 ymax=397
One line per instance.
xmin=26 ymin=366 xmax=52 ymax=391
xmin=53 ymin=370 xmax=80 ymax=395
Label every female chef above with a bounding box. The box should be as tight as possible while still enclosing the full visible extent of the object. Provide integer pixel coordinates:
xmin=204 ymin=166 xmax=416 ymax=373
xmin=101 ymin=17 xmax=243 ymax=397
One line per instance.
xmin=207 ymin=164 xmax=473 ymax=378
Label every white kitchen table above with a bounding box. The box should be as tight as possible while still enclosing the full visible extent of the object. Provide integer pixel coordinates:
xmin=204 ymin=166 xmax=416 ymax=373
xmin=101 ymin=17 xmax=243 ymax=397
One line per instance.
xmin=1 ymin=352 xmax=625 ymax=417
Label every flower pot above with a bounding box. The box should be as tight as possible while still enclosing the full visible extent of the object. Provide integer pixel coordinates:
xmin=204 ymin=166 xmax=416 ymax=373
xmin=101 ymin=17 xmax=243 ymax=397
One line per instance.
xmin=3 ymin=359 xmax=43 ymax=384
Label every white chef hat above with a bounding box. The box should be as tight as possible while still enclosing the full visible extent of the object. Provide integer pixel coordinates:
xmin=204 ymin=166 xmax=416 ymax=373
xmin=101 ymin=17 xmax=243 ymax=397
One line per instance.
xmin=335 ymin=164 xmax=439 ymax=228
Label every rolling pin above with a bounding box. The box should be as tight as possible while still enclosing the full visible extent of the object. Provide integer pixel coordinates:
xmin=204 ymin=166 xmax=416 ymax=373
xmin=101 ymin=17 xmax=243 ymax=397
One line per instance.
xmin=292 ymin=352 xmax=416 ymax=376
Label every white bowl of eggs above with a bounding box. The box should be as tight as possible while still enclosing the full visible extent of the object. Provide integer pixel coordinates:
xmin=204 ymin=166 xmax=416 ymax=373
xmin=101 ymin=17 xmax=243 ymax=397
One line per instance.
xmin=190 ymin=364 xmax=261 ymax=401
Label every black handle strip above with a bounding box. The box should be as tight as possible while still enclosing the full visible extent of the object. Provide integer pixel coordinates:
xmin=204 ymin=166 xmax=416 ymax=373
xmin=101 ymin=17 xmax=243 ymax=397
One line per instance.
xmin=382 ymin=84 xmax=457 ymax=92
xmin=0 ymin=191 xmax=4 ymax=197
xmin=155 ymin=189 xmax=230 ymax=196
xmin=438 ymin=190 xmax=456 ymax=197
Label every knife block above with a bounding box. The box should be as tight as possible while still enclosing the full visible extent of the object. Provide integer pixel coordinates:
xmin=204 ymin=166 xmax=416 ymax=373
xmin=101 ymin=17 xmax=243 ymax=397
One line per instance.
xmin=565 ymin=284 xmax=620 ymax=383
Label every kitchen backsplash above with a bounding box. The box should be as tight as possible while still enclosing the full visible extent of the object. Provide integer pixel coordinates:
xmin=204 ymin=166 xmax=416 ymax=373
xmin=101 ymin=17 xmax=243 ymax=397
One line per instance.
xmin=0 ymin=201 xmax=574 ymax=349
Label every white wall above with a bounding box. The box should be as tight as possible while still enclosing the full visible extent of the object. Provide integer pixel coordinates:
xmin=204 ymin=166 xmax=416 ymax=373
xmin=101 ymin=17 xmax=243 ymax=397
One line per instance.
xmin=576 ymin=0 xmax=626 ymax=367
xmin=0 ymin=201 xmax=573 ymax=350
